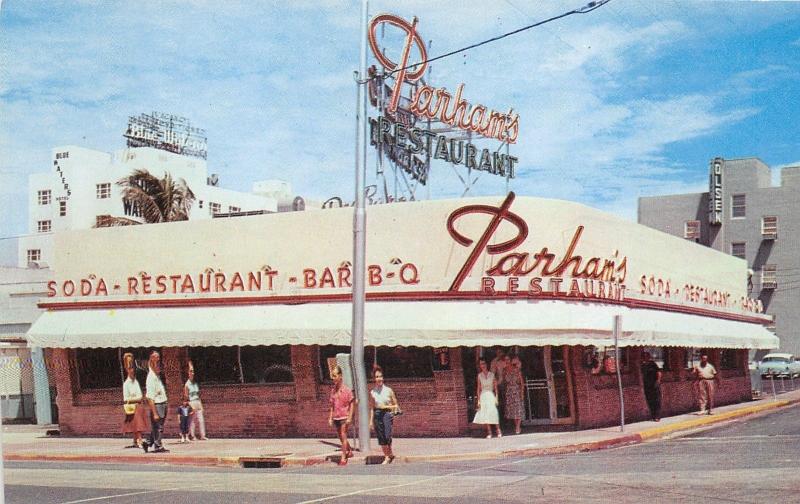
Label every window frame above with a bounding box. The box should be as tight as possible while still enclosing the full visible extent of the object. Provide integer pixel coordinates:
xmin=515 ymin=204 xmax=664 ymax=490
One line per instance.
xmin=37 ymin=220 xmax=52 ymax=233
xmin=26 ymin=249 xmax=41 ymax=263
xmin=96 ymin=183 xmax=112 ymax=199
xmin=761 ymin=264 xmax=777 ymax=289
xmin=209 ymin=202 xmax=221 ymax=215
xmin=761 ymin=216 xmax=778 ymax=238
xmin=731 ymin=193 xmax=746 ymax=219
xmin=730 ymin=242 xmax=746 ymax=259
xmin=59 ymin=200 xmax=67 ymax=217
xmin=228 ymin=205 xmax=241 ymax=213
xmin=683 ymin=220 xmax=701 ymax=240
xmin=37 ymin=190 xmax=51 ymax=205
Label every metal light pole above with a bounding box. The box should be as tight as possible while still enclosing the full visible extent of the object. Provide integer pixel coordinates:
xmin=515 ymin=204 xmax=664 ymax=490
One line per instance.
xmin=351 ymin=0 xmax=371 ymax=454
xmin=613 ymin=315 xmax=625 ymax=432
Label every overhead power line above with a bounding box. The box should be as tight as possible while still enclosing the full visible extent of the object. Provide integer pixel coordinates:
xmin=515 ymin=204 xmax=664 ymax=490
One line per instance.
xmin=383 ymin=0 xmax=613 ymax=79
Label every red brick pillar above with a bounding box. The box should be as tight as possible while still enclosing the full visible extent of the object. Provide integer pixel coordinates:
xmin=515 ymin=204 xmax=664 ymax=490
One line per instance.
xmin=50 ymin=348 xmax=76 ymax=433
xmin=161 ymin=347 xmax=187 ymax=436
xmin=292 ymin=345 xmax=323 ymax=436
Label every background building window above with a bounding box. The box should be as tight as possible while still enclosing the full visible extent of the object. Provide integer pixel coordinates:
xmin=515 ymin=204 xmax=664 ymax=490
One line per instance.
xmin=731 ymin=193 xmax=746 ymax=218
xmin=96 ymin=183 xmax=111 ymax=199
xmin=37 ymin=220 xmax=51 ymax=233
xmin=37 ymin=190 xmax=51 ymax=205
xmin=198 ymin=200 xmax=204 ymax=209
xmin=684 ymin=220 xmax=701 ymax=240
xmin=209 ymin=202 xmax=221 ymax=215
xmin=761 ymin=216 xmax=778 ymax=239
xmin=59 ymin=200 xmax=67 ymax=216
xmin=187 ymin=345 xmax=293 ymax=384
xmin=731 ymin=242 xmax=746 ymax=259
xmin=26 ymin=249 xmax=41 ymax=263
xmin=761 ymin=264 xmax=777 ymax=289
xmin=228 ymin=206 xmax=241 ymax=213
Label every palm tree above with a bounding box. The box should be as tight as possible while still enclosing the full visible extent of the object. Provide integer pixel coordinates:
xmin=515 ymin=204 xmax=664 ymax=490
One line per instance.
xmin=95 ymin=169 xmax=195 ymax=227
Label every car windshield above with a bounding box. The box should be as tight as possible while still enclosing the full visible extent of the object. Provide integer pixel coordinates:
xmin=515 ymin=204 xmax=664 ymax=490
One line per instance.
xmin=762 ymin=357 xmax=790 ymax=363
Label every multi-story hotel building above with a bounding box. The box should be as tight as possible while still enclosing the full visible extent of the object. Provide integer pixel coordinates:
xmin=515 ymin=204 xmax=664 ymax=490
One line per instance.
xmin=639 ymin=157 xmax=797 ymax=355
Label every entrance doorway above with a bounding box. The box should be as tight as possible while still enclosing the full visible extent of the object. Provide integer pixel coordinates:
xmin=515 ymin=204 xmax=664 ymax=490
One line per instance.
xmin=518 ymin=346 xmax=574 ymax=425
xmin=462 ymin=346 xmax=575 ymax=426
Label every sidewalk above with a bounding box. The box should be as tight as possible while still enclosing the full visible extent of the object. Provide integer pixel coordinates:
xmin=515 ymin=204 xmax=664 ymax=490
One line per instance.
xmin=5 ymin=390 xmax=799 ymax=468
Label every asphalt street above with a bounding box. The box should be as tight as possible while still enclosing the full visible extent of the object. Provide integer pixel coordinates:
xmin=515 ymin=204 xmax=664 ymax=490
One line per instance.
xmin=6 ymin=405 xmax=800 ymax=504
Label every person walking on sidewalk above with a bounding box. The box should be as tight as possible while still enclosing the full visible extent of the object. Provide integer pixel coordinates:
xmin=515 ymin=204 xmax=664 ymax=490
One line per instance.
xmin=184 ymin=362 xmax=208 ymax=441
xmin=473 ymin=358 xmax=502 ymax=438
xmin=369 ymin=366 xmax=400 ymax=464
xmin=328 ymin=366 xmax=354 ymax=466
xmin=121 ymin=353 xmax=149 ymax=448
xmin=142 ymin=350 xmax=169 ymax=453
xmin=693 ymin=353 xmax=718 ymax=415
xmin=640 ymin=352 xmax=663 ymax=422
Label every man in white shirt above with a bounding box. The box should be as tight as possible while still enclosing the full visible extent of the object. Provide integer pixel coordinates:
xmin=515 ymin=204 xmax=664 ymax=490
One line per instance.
xmin=693 ymin=353 xmax=718 ymax=415
xmin=143 ymin=351 xmax=169 ymax=453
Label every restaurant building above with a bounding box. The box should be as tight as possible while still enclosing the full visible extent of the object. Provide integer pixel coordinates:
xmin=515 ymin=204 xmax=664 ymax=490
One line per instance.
xmin=28 ymin=193 xmax=776 ymax=437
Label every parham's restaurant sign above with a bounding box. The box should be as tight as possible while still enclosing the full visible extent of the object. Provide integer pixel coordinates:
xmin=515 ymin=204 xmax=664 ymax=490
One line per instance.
xmin=43 ymin=193 xmax=764 ymax=319
xmin=367 ymin=14 xmax=519 ymax=183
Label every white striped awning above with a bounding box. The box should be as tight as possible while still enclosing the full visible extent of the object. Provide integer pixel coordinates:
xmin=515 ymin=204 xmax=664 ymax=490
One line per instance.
xmin=27 ymin=299 xmax=778 ymax=350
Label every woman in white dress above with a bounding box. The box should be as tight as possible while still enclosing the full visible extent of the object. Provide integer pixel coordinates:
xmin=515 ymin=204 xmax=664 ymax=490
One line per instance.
xmin=473 ymin=358 xmax=502 ymax=438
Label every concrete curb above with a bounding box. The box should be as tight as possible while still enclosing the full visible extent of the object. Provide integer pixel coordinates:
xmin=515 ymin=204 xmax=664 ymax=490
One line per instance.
xmin=5 ymin=398 xmax=796 ymax=468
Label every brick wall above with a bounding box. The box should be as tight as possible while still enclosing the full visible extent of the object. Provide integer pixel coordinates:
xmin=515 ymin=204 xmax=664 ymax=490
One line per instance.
xmin=572 ymin=347 xmax=752 ymax=429
xmin=51 ymin=346 xmax=470 ymax=438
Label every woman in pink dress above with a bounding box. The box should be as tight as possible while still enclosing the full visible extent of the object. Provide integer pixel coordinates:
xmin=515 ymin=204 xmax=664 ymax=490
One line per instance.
xmin=327 ymin=366 xmax=354 ymax=465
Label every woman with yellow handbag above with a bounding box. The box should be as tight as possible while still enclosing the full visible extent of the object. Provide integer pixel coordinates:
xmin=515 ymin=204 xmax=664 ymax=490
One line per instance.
xmin=121 ymin=353 xmax=149 ymax=448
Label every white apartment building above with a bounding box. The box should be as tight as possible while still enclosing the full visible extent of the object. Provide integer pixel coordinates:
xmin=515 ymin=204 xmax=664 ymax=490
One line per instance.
xmin=19 ymin=145 xmax=287 ymax=268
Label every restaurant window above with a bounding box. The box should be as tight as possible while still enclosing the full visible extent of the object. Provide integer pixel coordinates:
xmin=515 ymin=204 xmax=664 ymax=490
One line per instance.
xmin=319 ymin=345 xmax=374 ymax=381
xmin=188 ymin=345 xmax=293 ymax=384
xmin=720 ymin=349 xmax=739 ymax=370
xmin=731 ymin=193 xmax=746 ymax=218
xmin=76 ymin=348 xmax=123 ymax=390
xmin=37 ymin=190 xmax=51 ymax=205
xmin=642 ymin=347 xmax=671 ymax=371
xmin=96 ymin=183 xmax=111 ymax=199
xmin=731 ymin=242 xmax=746 ymax=259
xmin=685 ymin=348 xmax=705 ymax=369
xmin=319 ymin=345 xmax=434 ymax=380
xmin=376 ymin=346 xmax=434 ymax=379
xmin=76 ymin=347 xmax=159 ymax=391
xmin=684 ymin=220 xmax=701 ymax=241
xmin=586 ymin=346 xmax=629 ymax=374
xmin=37 ymin=220 xmax=51 ymax=233
xmin=59 ymin=200 xmax=67 ymax=216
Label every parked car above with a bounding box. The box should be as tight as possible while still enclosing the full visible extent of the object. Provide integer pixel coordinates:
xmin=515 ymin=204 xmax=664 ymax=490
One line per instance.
xmin=758 ymin=353 xmax=800 ymax=378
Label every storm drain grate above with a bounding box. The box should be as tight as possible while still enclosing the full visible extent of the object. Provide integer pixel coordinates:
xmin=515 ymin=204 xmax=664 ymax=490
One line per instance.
xmin=240 ymin=457 xmax=286 ymax=469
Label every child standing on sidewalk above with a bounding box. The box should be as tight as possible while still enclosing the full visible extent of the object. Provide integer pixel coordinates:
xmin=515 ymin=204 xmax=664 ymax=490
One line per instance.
xmin=177 ymin=398 xmax=194 ymax=443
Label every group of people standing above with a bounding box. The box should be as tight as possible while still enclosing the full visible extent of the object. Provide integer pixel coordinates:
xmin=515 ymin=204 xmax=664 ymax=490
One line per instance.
xmin=328 ymin=365 xmax=400 ymax=466
xmin=472 ymin=348 xmax=525 ymax=438
xmin=121 ymin=351 xmax=208 ymax=453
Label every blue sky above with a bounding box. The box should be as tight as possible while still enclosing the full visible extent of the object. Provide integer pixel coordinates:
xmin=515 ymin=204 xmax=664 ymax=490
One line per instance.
xmin=1 ymin=0 xmax=799 ymax=263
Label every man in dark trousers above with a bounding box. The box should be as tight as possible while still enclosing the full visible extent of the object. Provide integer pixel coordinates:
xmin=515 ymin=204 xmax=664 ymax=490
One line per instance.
xmin=641 ymin=352 xmax=663 ymax=422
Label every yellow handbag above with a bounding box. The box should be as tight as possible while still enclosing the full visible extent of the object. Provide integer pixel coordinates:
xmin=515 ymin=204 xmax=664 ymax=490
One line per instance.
xmin=123 ymin=403 xmax=136 ymax=415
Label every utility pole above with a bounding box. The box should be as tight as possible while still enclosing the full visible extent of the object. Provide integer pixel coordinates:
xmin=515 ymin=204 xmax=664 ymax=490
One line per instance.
xmin=351 ymin=0 xmax=371 ymax=454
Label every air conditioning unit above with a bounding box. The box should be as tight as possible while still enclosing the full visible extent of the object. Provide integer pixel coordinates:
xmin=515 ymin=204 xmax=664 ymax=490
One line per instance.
xmin=761 ymin=281 xmax=777 ymax=290
xmin=762 ymin=231 xmax=777 ymax=240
